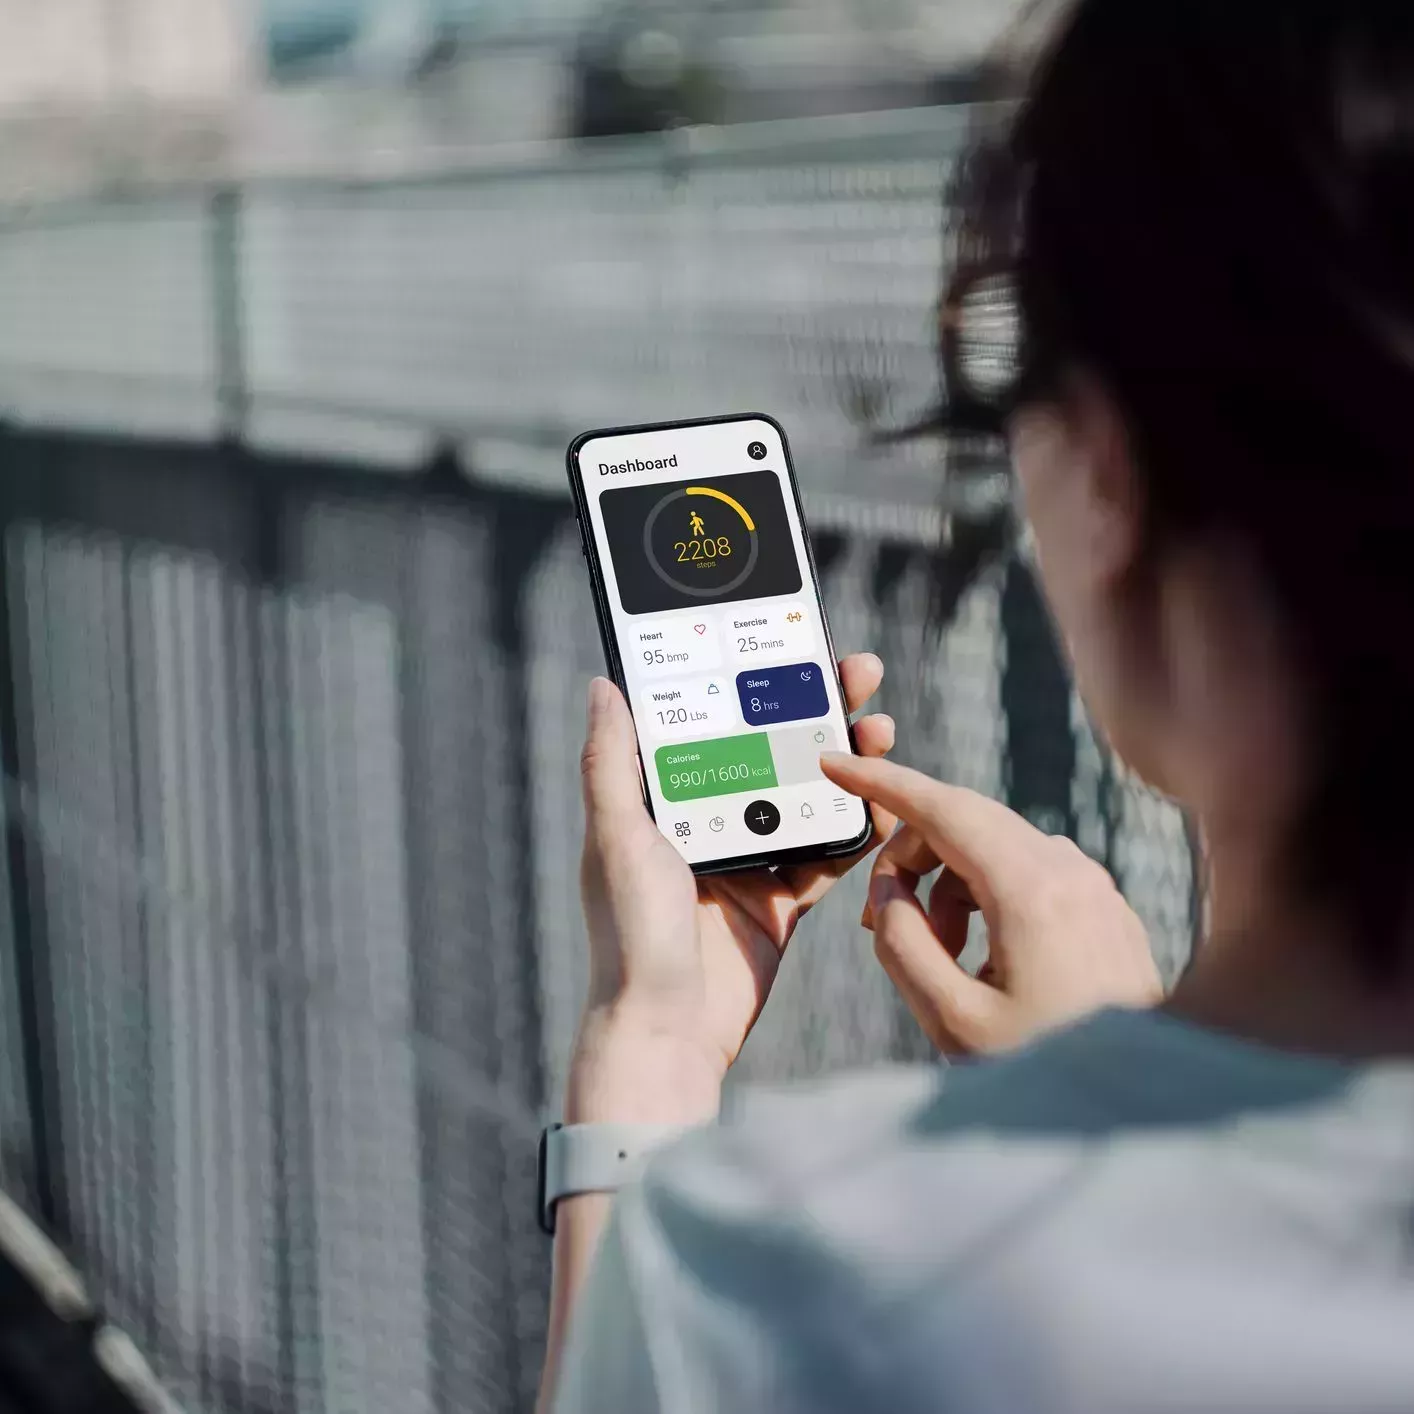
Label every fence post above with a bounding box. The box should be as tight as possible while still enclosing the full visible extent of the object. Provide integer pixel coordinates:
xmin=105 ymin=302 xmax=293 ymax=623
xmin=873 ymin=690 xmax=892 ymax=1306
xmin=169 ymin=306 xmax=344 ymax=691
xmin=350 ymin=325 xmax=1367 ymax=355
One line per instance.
xmin=1000 ymin=557 xmax=1077 ymax=840
xmin=0 ymin=423 xmax=64 ymax=1234
xmin=210 ymin=185 xmax=249 ymax=442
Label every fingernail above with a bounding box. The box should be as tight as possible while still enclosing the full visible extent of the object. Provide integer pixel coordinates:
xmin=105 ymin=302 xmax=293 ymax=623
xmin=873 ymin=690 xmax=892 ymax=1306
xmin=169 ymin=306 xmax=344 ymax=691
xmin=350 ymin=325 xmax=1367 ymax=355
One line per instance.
xmin=860 ymin=897 xmax=874 ymax=931
xmin=587 ymin=676 xmax=612 ymax=723
xmin=819 ymin=751 xmax=850 ymax=767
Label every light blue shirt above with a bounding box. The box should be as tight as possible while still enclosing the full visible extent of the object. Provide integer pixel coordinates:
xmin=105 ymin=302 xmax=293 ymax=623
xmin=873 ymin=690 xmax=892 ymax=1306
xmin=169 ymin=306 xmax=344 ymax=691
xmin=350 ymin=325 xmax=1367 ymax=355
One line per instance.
xmin=556 ymin=1009 xmax=1414 ymax=1413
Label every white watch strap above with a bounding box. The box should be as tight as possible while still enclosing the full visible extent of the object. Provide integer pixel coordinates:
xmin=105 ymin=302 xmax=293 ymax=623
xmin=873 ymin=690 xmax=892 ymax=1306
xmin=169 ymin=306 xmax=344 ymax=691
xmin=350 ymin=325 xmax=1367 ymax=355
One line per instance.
xmin=539 ymin=1122 xmax=692 ymax=1233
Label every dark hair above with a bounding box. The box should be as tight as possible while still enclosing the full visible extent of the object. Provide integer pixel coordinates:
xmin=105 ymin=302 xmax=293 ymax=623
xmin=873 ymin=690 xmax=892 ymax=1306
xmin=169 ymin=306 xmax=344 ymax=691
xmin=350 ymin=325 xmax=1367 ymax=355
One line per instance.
xmin=955 ymin=0 xmax=1414 ymax=976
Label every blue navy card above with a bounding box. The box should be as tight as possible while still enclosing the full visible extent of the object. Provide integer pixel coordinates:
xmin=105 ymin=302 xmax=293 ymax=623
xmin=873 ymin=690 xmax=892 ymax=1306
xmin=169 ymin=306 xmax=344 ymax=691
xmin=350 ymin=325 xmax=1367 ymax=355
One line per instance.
xmin=736 ymin=661 xmax=829 ymax=725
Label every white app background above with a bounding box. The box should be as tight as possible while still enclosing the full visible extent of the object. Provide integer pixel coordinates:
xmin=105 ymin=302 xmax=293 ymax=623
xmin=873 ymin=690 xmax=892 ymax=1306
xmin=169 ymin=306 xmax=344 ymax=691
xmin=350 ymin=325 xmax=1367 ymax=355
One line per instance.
xmin=575 ymin=419 xmax=869 ymax=865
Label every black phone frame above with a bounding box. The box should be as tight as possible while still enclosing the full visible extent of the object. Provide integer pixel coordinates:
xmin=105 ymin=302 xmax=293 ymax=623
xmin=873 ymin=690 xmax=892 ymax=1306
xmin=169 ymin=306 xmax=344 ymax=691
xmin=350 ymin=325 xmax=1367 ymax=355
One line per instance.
xmin=566 ymin=412 xmax=874 ymax=876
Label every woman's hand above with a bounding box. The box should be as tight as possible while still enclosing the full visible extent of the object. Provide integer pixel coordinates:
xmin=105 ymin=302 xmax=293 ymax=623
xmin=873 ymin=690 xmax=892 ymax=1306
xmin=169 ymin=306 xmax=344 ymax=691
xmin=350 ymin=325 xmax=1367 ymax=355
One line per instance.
xmin=821 ymin=754 xmax=1163 ymax=1056
xmin=572 ymin=657 xmax=895 ymax=1124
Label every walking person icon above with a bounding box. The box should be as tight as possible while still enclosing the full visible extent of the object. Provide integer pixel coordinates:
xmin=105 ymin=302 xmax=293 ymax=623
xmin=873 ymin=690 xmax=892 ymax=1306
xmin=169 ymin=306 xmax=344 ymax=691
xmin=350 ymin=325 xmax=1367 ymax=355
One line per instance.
xmin=689 ymin=511 xmax=706 ymax=537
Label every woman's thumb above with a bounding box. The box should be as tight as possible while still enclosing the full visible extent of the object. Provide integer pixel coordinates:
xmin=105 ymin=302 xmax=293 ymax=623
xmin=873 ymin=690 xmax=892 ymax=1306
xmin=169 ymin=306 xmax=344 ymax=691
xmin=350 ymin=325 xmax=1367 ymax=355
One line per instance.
xmin=581 ymin=677 xmax=649 ymax=828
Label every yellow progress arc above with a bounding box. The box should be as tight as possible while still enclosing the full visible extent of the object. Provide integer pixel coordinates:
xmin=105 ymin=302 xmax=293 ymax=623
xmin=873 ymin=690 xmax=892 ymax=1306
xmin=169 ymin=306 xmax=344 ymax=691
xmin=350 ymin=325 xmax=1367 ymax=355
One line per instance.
xmin=685 ymin=486 xmax=755 ymax=531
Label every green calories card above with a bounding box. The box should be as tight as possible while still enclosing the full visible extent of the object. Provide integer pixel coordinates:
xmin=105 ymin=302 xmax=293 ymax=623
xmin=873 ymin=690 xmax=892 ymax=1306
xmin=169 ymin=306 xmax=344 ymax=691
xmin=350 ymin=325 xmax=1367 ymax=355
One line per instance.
xmin=655 ymin=732 xmax=778 ymax=802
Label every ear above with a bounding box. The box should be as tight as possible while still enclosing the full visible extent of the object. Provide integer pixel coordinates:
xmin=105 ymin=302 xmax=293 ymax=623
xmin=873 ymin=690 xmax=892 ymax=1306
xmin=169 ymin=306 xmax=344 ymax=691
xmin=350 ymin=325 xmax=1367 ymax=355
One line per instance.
xmin=1064 ymin=373 xmax=1145 ymax=588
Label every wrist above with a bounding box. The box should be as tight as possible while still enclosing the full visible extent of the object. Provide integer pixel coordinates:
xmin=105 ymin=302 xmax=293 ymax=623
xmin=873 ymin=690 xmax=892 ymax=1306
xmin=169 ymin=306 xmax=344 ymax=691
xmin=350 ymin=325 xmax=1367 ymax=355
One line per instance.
xmin=566 ymin=1002 xmax=724 ymax=1126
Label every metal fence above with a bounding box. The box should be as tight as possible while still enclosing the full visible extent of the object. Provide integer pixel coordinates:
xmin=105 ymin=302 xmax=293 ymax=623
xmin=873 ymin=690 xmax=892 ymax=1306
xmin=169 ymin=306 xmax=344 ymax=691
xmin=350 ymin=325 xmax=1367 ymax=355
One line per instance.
xmin=0 ymin=109 xmax=1195 ymax=1414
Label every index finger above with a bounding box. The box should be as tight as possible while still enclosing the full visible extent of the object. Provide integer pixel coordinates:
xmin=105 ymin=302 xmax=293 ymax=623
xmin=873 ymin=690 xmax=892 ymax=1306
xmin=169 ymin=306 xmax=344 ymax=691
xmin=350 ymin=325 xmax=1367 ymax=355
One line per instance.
xmin=820 ymin=753 xmax=1047 ymax=912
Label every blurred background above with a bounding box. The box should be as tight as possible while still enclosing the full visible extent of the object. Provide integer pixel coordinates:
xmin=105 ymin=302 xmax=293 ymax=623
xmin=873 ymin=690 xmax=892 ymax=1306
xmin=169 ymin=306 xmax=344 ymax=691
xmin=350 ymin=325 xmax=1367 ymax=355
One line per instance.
xmin=0 ymin=3 xmax=1195 ymax=1411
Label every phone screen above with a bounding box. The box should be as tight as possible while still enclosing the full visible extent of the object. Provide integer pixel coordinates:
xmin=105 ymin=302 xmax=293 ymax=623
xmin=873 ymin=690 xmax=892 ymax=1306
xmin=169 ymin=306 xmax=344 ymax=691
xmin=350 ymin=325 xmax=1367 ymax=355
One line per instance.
xmin=570 ymin=415 xmax=871 ymax=870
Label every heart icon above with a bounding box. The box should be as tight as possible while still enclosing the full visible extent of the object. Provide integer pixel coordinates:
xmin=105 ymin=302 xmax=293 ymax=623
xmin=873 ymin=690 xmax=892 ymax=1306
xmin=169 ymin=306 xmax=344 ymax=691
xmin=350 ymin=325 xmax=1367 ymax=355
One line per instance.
xmin=693 ymin=624 xmax=707 ymax=635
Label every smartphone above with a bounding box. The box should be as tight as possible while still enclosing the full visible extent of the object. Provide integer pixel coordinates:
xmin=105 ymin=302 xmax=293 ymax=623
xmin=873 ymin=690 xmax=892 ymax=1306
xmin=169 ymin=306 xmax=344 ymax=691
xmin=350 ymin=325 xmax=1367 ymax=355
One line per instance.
xmin=567 ymin=413 xmax=873 ymax=874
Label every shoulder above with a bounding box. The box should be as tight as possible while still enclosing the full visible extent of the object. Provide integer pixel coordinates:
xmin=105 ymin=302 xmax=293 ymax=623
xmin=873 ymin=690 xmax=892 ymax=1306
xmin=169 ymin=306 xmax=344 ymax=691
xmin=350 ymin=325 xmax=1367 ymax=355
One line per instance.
xmin=581 ymin=1011 xmax=1354 ymax=1411
xmin=584 ymin=1012 xmax=1209 ymax=1412
xmin=630 ymin=1016 xmax=1136 ymax=1307
xmin=586 ymin=1019 xmax=1140 ymax=1412
xmin=650 ymin=1011 xmax=1130 ymax=1204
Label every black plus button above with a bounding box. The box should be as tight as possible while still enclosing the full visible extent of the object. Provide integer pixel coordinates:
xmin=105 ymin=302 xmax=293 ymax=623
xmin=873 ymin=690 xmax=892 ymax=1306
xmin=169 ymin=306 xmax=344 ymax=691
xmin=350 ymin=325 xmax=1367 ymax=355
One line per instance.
xmin=743 ymin=799 xmax=781 ymax=836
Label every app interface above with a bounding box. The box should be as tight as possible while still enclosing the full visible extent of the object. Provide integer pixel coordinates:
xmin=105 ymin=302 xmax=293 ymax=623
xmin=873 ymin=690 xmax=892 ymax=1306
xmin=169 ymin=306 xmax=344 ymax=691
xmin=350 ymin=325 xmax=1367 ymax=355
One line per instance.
xmin=576 ymin=419 xmax=869 ymax=866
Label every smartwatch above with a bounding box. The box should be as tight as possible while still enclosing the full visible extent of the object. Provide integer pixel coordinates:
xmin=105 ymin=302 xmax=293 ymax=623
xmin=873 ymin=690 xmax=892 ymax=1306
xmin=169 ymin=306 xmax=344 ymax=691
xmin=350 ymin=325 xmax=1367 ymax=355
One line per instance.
xmin=537 ymin=1122 xmax=694 ymax=1234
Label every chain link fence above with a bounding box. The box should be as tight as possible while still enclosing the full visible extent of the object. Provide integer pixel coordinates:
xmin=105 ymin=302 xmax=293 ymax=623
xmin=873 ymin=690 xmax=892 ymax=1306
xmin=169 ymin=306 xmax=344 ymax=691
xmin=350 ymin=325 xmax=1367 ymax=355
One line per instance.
xmin=0 ymin=108 xmax=1195 ymax=1413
